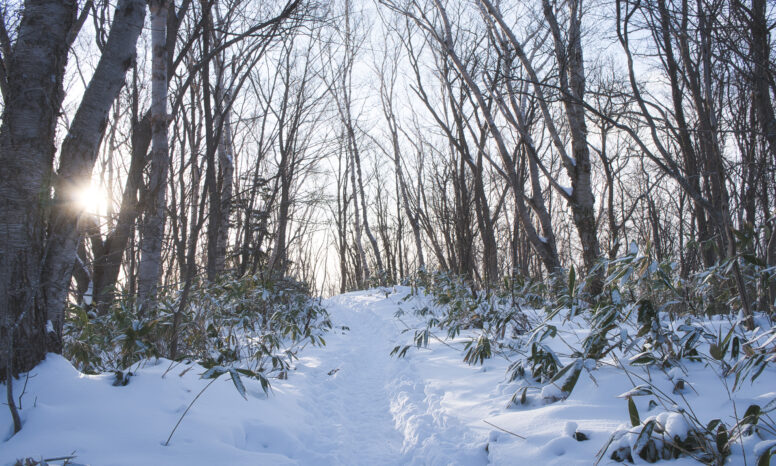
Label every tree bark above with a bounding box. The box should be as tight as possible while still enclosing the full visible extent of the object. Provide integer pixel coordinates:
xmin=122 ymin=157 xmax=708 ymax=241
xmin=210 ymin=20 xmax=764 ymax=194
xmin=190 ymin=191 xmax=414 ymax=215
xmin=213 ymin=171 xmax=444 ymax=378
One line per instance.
xmin=270 ymin=152 xmax=292 ymax=275
xmin=91 ymin=1 xmax=190 ymax=311
xmin=349 ymin=142 xmax=370 ymax=284
xmin=431 ymin=0 xmax=562 ymax=274
xmin=749 ymin=0 xmax=776 ymax=167
xmin=137 ymin=0 xmax=170 ymax=312
xmin=215 ymin=90 xmax=234 ymax=274
xmin=353 ymin=138 xmax=384 ymax=280
xmin=0 ymin=0 xmax=77 ymax=378
xmin=42 ymin=0 xmax=145 ymax=344
xmin=542 ymin=0 xmax=601 ymax=289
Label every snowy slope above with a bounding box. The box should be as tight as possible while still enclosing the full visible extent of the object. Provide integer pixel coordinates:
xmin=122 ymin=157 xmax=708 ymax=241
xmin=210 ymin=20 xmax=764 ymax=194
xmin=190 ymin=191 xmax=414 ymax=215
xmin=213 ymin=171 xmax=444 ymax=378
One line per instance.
xmin=0 ymin=289 xmax=491 ymax=465
xmin=2 ymin=287 xmax=775 ymax=465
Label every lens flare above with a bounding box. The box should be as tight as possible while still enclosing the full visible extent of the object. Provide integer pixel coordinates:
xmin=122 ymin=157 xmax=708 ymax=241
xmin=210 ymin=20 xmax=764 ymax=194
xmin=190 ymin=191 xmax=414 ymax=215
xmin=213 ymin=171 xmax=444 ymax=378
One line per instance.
xmin=74 ymin=184 xmax=110 ymax=215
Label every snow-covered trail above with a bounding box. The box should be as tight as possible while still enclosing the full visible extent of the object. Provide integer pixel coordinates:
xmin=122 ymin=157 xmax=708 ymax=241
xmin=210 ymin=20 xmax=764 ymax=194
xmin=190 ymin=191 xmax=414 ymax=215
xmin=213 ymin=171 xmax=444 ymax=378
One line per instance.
xmin=293 ymin=292 xmax=406 ymax=464
xmin=285 ymin=290 xmax=490 ymax=465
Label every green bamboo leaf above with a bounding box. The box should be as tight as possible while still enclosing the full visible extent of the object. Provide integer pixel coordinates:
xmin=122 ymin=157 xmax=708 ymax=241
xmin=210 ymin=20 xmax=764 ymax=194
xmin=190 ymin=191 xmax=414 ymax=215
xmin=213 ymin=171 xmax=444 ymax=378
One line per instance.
xmin=629 ymin=352 xmax=657 ymax=366
xmin=716 ymin=424 xmax=729 ymax=456
xmin=633 ymin=419 xmax=655 ymax=453
xmin=709 ymin=343 xmax=726 ymax=361
xmin=744 ymin=404 xmax=762 ymax=425
xmin=618 ymin=385 xmax=653 ymax=398
xmin=558 ymin=359 xmax=583 ymax=396
xmin=201 ymin=366 xmax=227 ymax=379
xmin=628 ymin=397 xmax=640 ymax=427
xmin=228 ymin=368 xmax=247 ymax=400
xmin=763 ymin=397 xmax=776 ymax=413
xmin=742 ymin=254 xmax=766 ymax=267
xmin=757 ymin=445 xmax=775 ymax=466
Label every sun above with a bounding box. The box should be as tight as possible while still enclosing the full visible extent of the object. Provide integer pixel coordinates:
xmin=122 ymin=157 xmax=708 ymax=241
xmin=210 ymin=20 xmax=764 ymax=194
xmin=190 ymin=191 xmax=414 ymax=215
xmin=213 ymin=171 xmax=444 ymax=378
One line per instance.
xmin=74 ymin=183 xmax=111 ymax=215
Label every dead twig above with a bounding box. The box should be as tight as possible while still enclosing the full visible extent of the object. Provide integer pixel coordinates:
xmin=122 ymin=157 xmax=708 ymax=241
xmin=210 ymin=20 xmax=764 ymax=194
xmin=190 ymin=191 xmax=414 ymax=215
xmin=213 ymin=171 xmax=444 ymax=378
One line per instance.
xmin=482 ymin=419 xmax=526 ymax=439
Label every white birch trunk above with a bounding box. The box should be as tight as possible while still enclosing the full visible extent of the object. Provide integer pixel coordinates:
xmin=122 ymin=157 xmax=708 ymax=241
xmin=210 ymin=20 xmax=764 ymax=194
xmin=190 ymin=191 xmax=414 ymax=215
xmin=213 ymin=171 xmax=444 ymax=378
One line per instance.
xmin=137 ymin=0 xmax=170 ymax=312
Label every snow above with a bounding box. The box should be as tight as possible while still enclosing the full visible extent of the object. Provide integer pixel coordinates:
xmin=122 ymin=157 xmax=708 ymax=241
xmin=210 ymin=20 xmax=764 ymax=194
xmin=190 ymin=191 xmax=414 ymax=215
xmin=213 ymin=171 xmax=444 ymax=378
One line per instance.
xmin=540 ymin=383 xmax=563 ymax=401
xmin=663 ymin=412 xmax=690 ymax=440
xmin=3 ymin=287 xmax=775 ymax=465
xmin=83 ymin=281 xmax=93 ymax=306
xmin=563 ymin=421 xmax=578 ymax=437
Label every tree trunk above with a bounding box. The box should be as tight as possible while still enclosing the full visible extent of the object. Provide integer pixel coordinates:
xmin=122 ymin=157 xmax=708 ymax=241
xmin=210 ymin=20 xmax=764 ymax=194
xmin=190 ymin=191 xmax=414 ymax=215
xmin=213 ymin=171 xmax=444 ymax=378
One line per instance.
xmin=381 ymin=81 xmax=425 ymax=270
xmin=653 ymin=0 xmax=717 ymax=267
xmin=337 ymin=147 xmax=350 ymax=292
xmin=91 ymin=0 xmax=189 ymax=310
xmin=349 ymin=144 xmax=370 ymax=284
xmin=0 ymin=0 xmax=77 ymax=378
xmin=354 ymin=139 xmax=384 ymax=281
xmin=41 ymin=0 xmax=145 ymax=343
xmin=207 ymin=21 xmax=232 ymax=277
xmin=543 ymin=0 xmax=601 ymax=290
xmin=92 ymin=114 xmax=149 ymax=310
xmin=394 ymin=151 xmax=425 ymax=270
xmin=749 ymin=0 xmax=776 ymax=167
xmin=137 ymin=0 xmax=170 ymax=312
xmin=270 ymin=159 xmax=292 ymax=275
xmin=215 ymin=90 xmax=234 ymax=274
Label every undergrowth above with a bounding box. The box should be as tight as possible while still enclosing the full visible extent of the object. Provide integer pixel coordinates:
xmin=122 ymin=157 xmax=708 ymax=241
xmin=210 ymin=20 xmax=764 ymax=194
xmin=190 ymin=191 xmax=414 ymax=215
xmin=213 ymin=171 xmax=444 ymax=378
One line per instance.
xmin=63 ymin=274 xmax=331 ymax=394
xmin=393 ymin=244 xmax=776 ymax=464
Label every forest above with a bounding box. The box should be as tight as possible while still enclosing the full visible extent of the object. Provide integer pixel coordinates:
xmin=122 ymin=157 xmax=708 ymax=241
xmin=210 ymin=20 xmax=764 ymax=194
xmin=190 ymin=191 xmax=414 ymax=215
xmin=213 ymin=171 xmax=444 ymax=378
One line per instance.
xmin=1 ymin=0 xmax=775 ymax=464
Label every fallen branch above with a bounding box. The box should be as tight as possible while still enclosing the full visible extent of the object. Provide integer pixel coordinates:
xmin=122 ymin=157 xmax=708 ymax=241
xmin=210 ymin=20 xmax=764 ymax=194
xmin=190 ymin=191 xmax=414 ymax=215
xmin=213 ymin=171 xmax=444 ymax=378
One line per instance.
xmin=482 ymin=419 xmax=526 ymax=439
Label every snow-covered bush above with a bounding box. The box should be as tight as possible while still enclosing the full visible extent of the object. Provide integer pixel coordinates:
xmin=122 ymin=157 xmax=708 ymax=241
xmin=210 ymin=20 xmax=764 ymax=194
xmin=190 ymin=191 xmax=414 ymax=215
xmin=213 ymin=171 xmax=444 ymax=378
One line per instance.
xmin=393 ymin=270 xmax=530 ymax=366
xmin=64 ymin=296 xmax=162 ymax=373
xmin=63 ymin=274 xmax=331 ymax=392
xmin=395 ymin=245 xmax=775 ymax=464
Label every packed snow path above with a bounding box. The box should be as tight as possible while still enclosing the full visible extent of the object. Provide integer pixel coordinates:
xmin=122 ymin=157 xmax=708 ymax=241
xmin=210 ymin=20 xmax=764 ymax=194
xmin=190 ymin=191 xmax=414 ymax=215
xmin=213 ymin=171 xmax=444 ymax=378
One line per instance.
xmin=288 ymin=291 xmax=490 ymax=465
xmin=294 ymin=292 xmax=407 ymax=464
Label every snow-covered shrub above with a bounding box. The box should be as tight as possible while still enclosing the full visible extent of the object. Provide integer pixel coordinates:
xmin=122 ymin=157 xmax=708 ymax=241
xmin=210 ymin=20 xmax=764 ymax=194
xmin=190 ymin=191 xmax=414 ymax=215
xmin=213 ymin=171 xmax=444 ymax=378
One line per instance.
xmin=64 ymin=296 xmax=162 ymax=373
xmin=184 ymin=275 xmax=331 ymax=390
xmin=393 ymin=271 xmax=530 ymax=366
xmin=499 ymin=273 xmax=553 ymax=310
xmin=599 ymin=410 xmax=723 ymax=463
xmin=63 ymin=274 xmax=331 ymax=391
xmin=535 ymin=248 xmax=776 ymax=464
xmin=599 ymin=381 xmax=776 ymax=465
xmin=397 ymin=245 xmax=775 ymax=463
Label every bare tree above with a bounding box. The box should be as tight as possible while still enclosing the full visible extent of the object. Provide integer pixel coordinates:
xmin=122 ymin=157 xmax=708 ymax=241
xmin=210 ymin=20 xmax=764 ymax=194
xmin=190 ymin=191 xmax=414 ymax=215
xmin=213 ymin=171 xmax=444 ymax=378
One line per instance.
xmin=0 ymin=0 xmax=144 ymax=377
xmin=137 ymin=0 xmax=171 ymax=312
